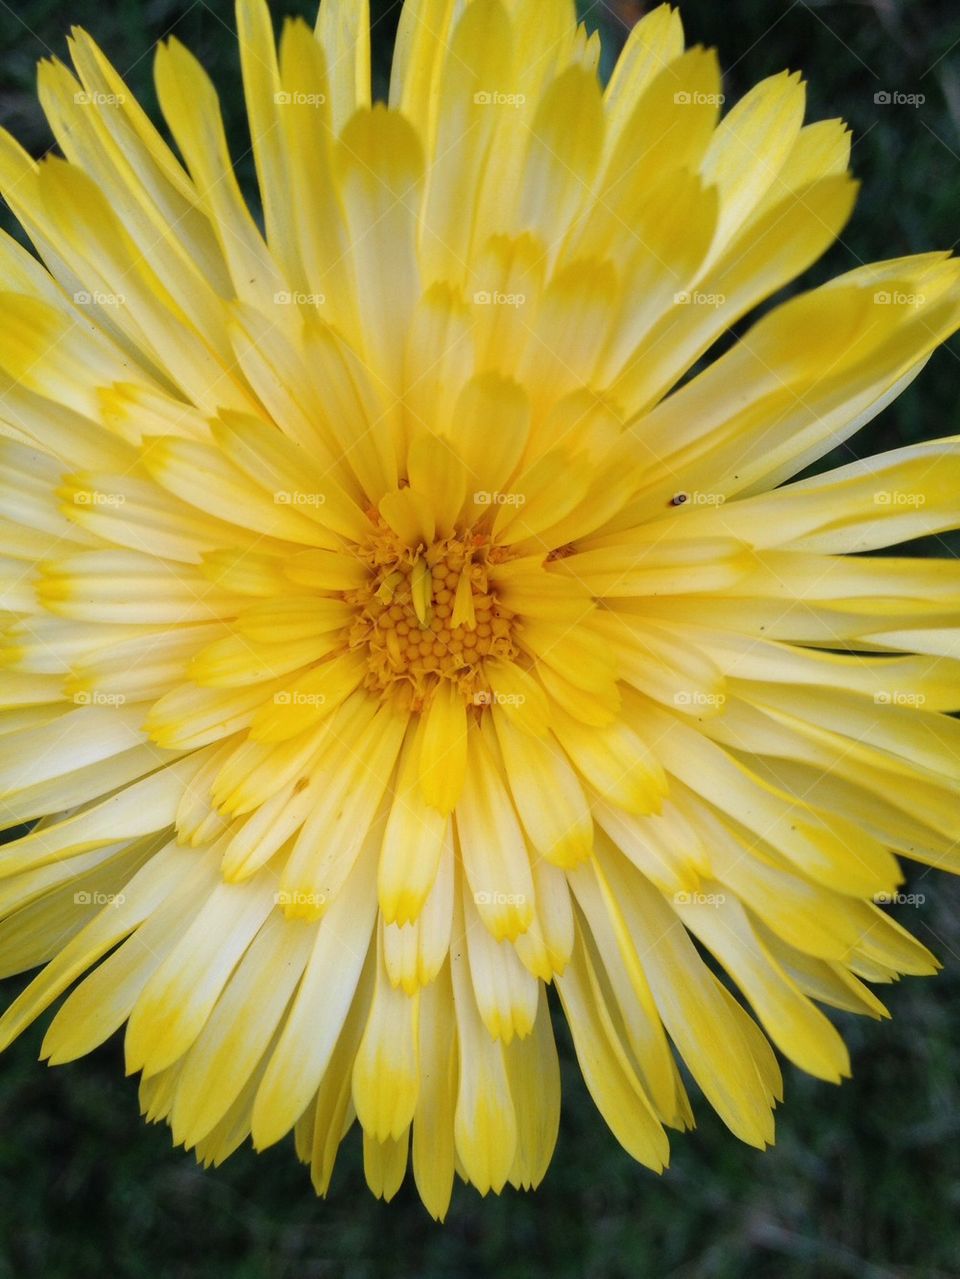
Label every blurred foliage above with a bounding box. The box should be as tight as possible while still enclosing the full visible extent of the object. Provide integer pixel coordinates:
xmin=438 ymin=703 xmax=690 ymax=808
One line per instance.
xmin=0 ymin=1 xmax=959 ymax=1276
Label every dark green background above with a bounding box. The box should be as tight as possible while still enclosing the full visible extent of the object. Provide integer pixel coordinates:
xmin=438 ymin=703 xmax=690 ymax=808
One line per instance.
xmin=1 ymin=1 xmax=960 ymax=1275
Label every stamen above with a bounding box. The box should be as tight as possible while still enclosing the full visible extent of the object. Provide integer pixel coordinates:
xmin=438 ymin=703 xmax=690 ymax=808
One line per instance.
xmin=344 ymin=522 xmax=519 ymax=711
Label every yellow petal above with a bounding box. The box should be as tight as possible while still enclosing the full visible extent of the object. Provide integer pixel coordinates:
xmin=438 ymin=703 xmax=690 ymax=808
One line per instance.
xmin=418 ymin=679 xmax=468 ymax=814
xmin=455 ymin=720 xmax=535 ymax=942
xmin=353 ymin=923 xmax=420 ymax=1142
xmin=316 ymin=0 xmax=371 ymax=132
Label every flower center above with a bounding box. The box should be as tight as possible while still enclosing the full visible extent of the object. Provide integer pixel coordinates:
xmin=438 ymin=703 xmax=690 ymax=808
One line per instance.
xmin=344 ymin=523 xmax=519 ymax=711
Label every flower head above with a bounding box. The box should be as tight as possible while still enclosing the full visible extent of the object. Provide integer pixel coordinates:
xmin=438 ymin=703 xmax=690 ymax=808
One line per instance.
xmin=1 ymin=0 xmax=959 ymax=1218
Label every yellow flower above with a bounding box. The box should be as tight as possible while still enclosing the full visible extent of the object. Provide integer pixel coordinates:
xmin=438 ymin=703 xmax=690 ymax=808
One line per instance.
xmin=0 ymin=0 xmax=958 ymax=1218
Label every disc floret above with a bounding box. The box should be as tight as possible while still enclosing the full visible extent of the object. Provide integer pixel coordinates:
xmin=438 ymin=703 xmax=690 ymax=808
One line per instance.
xmin=345 ymin=522 xmax=519 ymax=710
